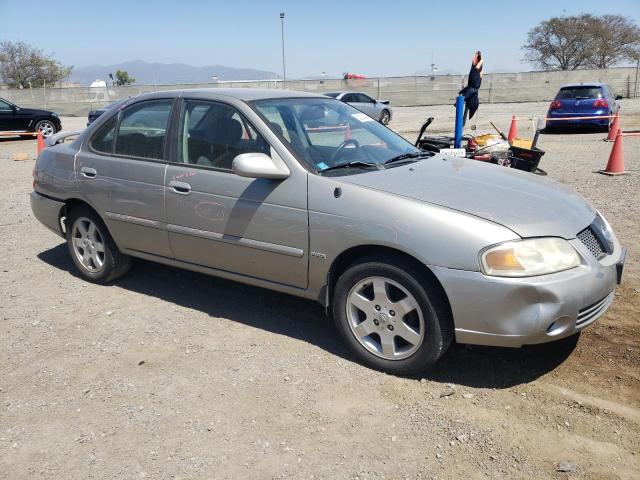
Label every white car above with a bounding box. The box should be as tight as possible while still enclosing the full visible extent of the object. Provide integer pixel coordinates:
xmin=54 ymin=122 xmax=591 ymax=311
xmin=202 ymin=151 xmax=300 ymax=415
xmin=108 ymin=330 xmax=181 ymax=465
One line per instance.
xmin=324 ymin=92 xmax=392 ymax=125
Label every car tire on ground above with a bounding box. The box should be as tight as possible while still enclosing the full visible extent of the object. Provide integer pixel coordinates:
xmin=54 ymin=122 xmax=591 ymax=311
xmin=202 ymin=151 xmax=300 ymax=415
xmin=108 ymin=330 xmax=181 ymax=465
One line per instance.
xmin=65 ymin=206 xmax=131 ymax=283
xmin=332 ymin=256 xmax=453 ymax=375
xmin=379 ymin=109 xmax=391 ymax=125
xmin=34 ymin=119 xmax=58 ymax=138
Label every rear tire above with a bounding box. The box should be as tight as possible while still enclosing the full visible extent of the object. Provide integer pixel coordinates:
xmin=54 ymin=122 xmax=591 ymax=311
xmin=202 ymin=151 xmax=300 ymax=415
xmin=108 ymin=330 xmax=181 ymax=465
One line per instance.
xmin=65 ymin=206 xmax=131 ymax=283
xmin=332 ymin=256 xmax=453 ymax=375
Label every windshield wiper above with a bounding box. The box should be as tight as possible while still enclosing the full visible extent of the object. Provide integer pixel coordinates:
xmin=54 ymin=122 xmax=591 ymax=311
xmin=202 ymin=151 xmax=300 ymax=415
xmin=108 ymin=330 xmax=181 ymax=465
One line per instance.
xmin=318 ymin=161 xmax=382 ymax=174
xmin=383 ymin=151 xmax=432 ymax=166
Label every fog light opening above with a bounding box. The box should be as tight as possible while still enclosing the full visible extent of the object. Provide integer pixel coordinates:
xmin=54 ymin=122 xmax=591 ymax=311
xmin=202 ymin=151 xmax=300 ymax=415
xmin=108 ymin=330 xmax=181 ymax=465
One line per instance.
xmin=546 ymin=316 xmax=571 ymax=337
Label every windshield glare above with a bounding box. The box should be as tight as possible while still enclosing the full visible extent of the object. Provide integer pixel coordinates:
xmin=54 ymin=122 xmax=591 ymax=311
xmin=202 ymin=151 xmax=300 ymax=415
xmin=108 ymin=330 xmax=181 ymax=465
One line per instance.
xmin=252 ymin=98 xmax=419 ymax=173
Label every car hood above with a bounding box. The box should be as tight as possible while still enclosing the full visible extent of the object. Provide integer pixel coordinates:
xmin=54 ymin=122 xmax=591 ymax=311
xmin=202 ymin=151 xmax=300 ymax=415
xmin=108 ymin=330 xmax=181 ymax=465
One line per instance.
xmin=17 ymin=107 xmax=56 ymax=117
xmin=338 ymin=155 xmax=595 ymax=239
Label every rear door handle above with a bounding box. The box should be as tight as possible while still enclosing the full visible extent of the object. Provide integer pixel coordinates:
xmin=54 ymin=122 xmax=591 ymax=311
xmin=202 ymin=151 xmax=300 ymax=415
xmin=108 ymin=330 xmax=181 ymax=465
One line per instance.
xmin=80 ymin=167 xmax=97 ymax=178
xmin=169 ymin=181 xmax=191 ymax=195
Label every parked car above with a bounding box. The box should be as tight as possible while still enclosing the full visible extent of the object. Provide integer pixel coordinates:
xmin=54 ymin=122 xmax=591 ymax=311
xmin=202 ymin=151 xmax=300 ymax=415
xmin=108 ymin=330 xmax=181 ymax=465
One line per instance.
xmin=87 ymin=98 xmax=130 ymax=126
xmin=31 ymin=89 xmax=625 ymax=375
xmin=0 ymin=97 xmax=62 ymax=137
xmin=324 ymin=91 xmax=392 ymax=125
xmin=546 ymin=83 xmax=622 ymax=132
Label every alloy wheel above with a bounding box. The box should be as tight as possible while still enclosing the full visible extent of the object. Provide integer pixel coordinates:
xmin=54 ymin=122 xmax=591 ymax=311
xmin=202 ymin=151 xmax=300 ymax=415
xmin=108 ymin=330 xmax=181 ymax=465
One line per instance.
xmin=346 ymin=276 xmax=425 ymax=360
xmin=37 ymin=121 xmax=55 ymax=137
xmin=71 ymin=217 xmax=106 ymax=273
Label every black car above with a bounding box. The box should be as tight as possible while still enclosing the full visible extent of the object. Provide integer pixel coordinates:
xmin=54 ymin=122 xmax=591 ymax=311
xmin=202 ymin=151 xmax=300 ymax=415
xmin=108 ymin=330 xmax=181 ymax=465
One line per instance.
xmin=87 ymin=98 xmax=130 ymax=126
xmin=0 ymin=97 xmax=62 ymax=138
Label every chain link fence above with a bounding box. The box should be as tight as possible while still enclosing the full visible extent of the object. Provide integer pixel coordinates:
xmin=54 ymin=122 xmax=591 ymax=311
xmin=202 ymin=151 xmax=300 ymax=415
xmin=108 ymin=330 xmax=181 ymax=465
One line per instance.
xmin=1 ymin=67 xmax=638 ymax=117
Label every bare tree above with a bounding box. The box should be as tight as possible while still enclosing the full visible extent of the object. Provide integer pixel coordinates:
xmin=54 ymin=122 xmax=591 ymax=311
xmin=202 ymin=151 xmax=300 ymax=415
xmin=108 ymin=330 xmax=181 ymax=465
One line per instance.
xmin=0 ymin=41 xmax=73 ymax=88
xmin=522 ymin=15 xmax=592 ymax=70
xmin=523 ymin=14 xmax=640 ymax=70
xmin=584 ymin=15 xmax=640 ymax=68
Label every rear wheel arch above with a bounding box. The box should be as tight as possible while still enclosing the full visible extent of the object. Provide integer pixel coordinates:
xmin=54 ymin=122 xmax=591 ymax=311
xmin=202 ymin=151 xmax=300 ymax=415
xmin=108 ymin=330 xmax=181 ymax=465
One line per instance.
xmin=59 ymin=199 xmax=113 ymax=239
xmin=326 ymin=245 xmax=452 ymax=319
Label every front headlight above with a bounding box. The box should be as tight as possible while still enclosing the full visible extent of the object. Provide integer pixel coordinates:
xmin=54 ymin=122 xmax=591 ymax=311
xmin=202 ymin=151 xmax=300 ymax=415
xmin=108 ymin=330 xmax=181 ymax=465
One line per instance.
xmin=480 ymin=238 xmax=581 ymax=277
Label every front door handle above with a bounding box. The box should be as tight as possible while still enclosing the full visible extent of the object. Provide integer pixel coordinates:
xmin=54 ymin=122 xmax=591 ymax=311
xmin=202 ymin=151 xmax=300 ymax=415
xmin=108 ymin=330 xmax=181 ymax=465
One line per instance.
xmin=80 ymin=167 xmax=97 ymax=178
xmin=169 ymin=181 xmax=191 ymax=195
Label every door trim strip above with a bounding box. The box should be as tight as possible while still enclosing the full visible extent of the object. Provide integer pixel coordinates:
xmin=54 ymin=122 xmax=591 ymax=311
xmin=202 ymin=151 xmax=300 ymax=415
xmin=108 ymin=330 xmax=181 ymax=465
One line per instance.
xmin=166 ymin=223 xmax=304 ymax=258
xmin=104 ymin=211 xmax=163 ymax=228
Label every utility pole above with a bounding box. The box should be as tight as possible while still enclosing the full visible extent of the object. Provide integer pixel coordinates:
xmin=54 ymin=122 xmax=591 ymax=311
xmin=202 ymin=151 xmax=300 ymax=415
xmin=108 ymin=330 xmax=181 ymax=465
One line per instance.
xmin=280 ymin=12 xmax=286 ymax=88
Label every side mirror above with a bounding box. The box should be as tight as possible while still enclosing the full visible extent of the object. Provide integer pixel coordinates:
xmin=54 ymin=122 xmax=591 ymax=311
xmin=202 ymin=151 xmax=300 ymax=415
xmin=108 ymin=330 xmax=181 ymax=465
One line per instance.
xmin=232 ymin=152 xmax=290 ymax=180
xmin=615 ymin=95 xmax=623 ymax=100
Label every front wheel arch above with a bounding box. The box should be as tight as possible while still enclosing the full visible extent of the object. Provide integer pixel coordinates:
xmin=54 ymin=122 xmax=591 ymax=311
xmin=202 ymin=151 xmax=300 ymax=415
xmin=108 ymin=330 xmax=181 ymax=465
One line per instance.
xmin=326 ymin=245 xmax=452 ymax=319
xmin=32 ymin=117 xmax=59 ymax=134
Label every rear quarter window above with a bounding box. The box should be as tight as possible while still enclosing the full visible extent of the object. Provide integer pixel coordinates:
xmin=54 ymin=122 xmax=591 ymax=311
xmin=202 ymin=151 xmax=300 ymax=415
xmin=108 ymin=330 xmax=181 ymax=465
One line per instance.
xmin=91 ymin=117 xmax=116 ymax=153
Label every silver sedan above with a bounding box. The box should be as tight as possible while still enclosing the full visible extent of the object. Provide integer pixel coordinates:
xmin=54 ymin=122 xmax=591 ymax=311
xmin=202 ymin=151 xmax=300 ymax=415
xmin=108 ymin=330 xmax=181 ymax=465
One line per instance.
xmin=30 ymin=89 xmax=625 ymax=375
xmin=324 ymin=91 xmax=392 ymax=124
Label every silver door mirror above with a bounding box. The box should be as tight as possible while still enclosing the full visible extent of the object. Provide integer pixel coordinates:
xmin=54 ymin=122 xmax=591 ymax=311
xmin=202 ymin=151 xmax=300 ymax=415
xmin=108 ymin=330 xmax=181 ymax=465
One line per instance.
xmin=232 ymin=152 xmax=290 ymax=180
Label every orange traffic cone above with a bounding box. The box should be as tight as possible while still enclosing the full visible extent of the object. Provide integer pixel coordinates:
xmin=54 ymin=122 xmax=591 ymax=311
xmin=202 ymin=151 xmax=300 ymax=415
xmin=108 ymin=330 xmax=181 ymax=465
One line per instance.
xmin=36 ymin=130 xmax=45 ymax=154
xmin=507 ymin=116 xmax=517 ymax=143
xmin=605 ymin=114 xmax=620 ymax=142
xmin=600 ymin=132 xmax=626 ymax=175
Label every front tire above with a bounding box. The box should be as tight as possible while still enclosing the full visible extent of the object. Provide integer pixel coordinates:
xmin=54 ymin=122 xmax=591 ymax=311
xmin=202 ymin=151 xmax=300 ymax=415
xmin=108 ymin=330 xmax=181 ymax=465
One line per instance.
xmin=34 ymin=119 xmax=57 ymax=138
xmin=332 ymin=257 xmax=452 ymax=375
xmin=379 ymin=109 xmax=391 ymax=125
xmin=65 ymin=206 xmax=131 ymax=283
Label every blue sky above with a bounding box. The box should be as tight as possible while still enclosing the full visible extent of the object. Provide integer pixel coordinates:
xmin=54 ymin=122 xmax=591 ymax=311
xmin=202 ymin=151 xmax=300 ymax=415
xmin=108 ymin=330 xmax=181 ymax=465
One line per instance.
xmin=1 ymin=0 xmax=638 ymax=77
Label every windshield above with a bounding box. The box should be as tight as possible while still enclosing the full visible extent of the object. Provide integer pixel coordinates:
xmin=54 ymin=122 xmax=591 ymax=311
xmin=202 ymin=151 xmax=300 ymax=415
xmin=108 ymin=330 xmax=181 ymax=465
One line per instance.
xmin=556 ymin=86 xmax=602 ymax=100
xmin=251 ymin=97 xmax=420 ymax=174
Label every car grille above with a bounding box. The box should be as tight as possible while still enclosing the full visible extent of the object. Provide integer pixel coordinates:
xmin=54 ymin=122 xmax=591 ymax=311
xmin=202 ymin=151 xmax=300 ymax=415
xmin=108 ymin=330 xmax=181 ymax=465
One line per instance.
xmin=577 ymin=227 xmax=606 ymax=259
xmin=576 ymin=293 xmax=612 ymax=326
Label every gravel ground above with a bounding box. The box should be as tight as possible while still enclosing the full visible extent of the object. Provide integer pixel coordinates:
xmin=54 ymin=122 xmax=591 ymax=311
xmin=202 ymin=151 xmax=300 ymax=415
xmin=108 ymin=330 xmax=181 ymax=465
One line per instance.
xmin=1 ymin=101 xmax=639 ymax=479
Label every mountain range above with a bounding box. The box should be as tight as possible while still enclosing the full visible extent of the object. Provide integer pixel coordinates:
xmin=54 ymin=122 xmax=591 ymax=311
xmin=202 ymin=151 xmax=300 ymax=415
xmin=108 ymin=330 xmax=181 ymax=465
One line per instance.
xmin=70 ymin=60 xmax=279 ymax=85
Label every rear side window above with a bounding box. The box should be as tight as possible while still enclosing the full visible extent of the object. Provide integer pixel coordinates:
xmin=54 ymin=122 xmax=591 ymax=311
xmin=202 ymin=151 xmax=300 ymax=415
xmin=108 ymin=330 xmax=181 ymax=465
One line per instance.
xmin=114 ymin=100 xmax=173 ymax=160
xmin=91 ymin=117 xmax=116 ymax=153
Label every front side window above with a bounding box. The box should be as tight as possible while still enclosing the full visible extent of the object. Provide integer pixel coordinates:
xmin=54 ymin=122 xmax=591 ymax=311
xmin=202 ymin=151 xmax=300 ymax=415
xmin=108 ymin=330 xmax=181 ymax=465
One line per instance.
xmin=114 ymin=100 xmax=172 ymax=160
xmin=177 ymin=100 xmax=270 ymax=170
xmin=0 ymin=99 xmax=12 ymax=111
xmin=252 ymin=98 xmax=419 ymax=174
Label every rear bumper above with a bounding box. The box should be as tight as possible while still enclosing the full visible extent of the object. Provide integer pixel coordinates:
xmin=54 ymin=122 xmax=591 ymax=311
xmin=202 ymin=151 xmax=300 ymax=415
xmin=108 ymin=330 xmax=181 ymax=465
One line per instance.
xmin=546 ymin=111 xmax=609 ymax=127
xmin=30 ymin=191 xmax=65 ymax=238
xmin=431 ymin=237 xmax=624 ymax=348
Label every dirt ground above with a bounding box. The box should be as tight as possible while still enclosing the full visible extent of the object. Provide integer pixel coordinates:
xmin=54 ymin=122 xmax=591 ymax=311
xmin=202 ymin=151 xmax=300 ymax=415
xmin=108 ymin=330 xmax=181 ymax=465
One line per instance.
xmin=1 ymin=101 xmax=639 ymax=480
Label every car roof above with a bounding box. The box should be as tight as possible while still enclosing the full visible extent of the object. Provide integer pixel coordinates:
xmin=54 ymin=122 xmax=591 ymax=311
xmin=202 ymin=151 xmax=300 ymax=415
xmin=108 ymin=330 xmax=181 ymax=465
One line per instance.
xmin=559 ymin=83 xmax=606 ymax=89
xmin=127 ymin=88 xmax=327 ymax=103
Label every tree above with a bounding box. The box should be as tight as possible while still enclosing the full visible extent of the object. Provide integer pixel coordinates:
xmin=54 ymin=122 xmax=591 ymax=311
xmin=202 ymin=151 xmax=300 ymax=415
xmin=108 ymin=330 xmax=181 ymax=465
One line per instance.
xmin=522 ymin=15 xmax=593 ymax=70
xmin=0 ymin=41 xmax=72 ymax=88
xmin=583 ymin=15 xmax=640 ymax=69
xmin=115 ymin=70 xmax=135 ymax=86
xmin=522 ymin=14 xmax=640 ymax=70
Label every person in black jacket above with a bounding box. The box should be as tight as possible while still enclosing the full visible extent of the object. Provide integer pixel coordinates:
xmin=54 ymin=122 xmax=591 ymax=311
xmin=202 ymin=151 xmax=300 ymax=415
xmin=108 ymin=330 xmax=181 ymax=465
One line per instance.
xmin=459 ymin=51 xmax=483 ymax=127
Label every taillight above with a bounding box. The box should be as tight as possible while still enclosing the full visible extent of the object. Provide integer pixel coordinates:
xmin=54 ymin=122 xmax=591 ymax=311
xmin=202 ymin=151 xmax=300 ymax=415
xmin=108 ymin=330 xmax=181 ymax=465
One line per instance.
xmin=550 ymin=100 xmax=561 ymax=110
xmin=593 ymin=99 xmax=608 ymax=109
